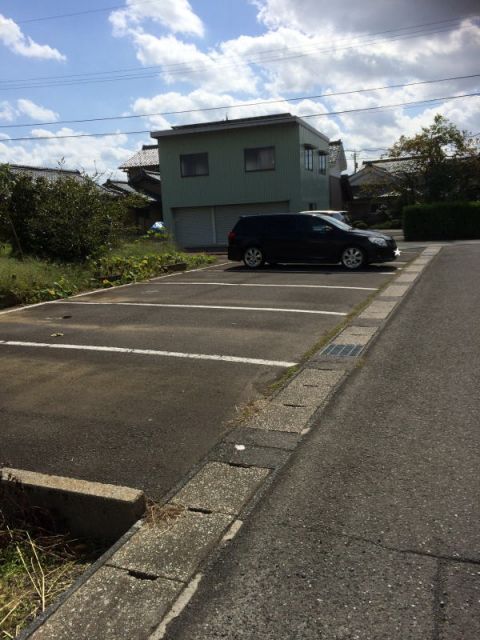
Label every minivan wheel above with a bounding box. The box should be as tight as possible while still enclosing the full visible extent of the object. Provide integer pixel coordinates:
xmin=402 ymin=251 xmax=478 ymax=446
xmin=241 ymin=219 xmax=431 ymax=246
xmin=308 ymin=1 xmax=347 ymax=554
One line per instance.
xmin=243 ymin=246 xmax=265 ymax=269
xmin=341 ymin=246 xmax=366 ymax=270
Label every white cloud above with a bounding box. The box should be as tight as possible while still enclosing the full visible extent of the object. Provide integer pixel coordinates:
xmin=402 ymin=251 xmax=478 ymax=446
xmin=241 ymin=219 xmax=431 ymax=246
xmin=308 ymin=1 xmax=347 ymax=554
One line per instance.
xmin=17 ymin=99 xmax=59 ymax=122
xmin=129 ymin=33 xmax=258 ymax=93
xmin=0 ymin=101 xmax=16 ymax=122
xmin=0 ymin=128 xmax=137 ymax=179
xmin=0 ymin=13 xmax=66 ymax=61
xmin=252 ymin=0 xmax=479 ymax=34
xmin=110 ymin=0 xmax=204 ymax=38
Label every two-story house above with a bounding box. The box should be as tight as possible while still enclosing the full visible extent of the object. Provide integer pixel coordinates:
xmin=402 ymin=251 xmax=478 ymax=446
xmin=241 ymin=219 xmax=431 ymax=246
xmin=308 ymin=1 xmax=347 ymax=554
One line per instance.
xmin=150 ymin=113 xmax=331 ymax=248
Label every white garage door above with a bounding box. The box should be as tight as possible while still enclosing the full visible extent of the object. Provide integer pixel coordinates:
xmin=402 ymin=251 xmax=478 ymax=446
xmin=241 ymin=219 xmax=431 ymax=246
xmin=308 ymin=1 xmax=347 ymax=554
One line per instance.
xmin=215 ymin=201 xmax=290 ymax=246
xmin=173 ymin=201 xmax=290 ymax=248
xmin=173 ymin=207 xmax=213 ymax=248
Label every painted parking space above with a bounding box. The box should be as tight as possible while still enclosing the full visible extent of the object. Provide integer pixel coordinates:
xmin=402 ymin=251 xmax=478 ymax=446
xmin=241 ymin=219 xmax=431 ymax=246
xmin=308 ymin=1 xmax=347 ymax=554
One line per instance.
xmin=0 ymin=253 xmax=421 ymax=499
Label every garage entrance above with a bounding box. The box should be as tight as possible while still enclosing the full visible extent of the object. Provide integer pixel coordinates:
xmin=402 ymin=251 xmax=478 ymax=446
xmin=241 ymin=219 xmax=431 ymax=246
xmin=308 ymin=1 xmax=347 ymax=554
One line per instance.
xmin=173 ymin=201 xmax=290 ymax=248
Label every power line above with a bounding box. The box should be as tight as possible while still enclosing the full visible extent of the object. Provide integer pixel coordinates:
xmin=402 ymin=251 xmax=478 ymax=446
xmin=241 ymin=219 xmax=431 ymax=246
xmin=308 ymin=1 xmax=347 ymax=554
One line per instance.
xmin=0 ymin=18 xmax=473 ymax=91
xmin=1 ymin=73 xmax=478 ymax=130
xmin=14 ymin=0 xmax=159 ymax=24
xmin=1 ymin=92 xmax=478 ymax=143
xmin=3 ymin=15 xmax=467 ymax=83
xmin=0 ymin=24 xmax=461 ymax=90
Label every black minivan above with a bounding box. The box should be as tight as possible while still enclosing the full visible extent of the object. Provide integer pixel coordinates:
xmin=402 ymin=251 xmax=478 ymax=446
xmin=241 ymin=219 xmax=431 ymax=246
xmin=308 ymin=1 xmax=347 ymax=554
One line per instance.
xmin=228 ymin=213 xmax=398 ymax=270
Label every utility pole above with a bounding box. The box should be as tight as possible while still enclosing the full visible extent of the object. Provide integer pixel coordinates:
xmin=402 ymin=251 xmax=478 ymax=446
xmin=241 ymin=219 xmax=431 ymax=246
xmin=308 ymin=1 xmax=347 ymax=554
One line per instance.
xmin=352 ymin=151 xmax=358 ymax=173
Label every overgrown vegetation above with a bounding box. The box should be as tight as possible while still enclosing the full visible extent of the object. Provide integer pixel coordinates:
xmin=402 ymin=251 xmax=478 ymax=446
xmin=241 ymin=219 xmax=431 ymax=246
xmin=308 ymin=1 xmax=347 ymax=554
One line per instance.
xmin=0 ymin=241 xmax=215 ymax=308
xmin=0 ymin=488 xmax=102 ymax=639
xmin=0 ymin=165 xmax=215 ymax=308
xmin=0 ymin=165 xmax=145 ymax=262
xmin=403 ymin=201 xmax=480 ymax=240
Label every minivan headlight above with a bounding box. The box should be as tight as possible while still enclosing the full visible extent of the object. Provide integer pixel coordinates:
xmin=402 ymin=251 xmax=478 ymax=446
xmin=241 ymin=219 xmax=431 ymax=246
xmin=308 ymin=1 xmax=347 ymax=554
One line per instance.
xmin=368 ymin=237 xmax=388 ymax=247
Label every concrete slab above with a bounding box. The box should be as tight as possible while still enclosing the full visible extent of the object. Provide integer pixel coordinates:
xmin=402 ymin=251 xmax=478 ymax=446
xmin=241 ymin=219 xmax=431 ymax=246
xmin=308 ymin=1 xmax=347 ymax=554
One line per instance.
xmin=333 ymin=326 xmax=377 ymax=345
xmin=358 ymin=300 xmax=397 ymax=320
xmin=30 ymin=566 xmax=181 ymax=640
xmin=223 ymin=427 xmax=300 ymax=451
xmin=396 ymin=272 xmax=418 ymax=283
xmin=273 ymin=369 xmax=343 ymax=407
xmin=380 ymin=284 xmax=409 ymax=297
xmin=440 ymin=563 xmax=480 ymax=640
xmin=109 ymin=510 xmax=232 ymax=582
xmin=209 ymin=441 xmax=291 ymax=469
xmin=244 ymin=403 xmax=316 ymax=432
xmin=171 ymin=462 xmax=269 ymax=515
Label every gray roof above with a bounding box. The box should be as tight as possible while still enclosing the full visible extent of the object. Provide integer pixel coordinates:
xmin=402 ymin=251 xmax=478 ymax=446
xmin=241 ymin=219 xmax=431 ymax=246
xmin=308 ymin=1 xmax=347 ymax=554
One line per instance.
xmin=151 ymin=113 xmax=330 ymax=143
xmin=119 ymin=145 xmax=159 ymax=170
xmin=104 ymin=180 xmax=139 ymax=195
xmin=6 ymin=164 xmax=85 ymax=183
xmin=363 ymin=157 xmax=418 ymax=173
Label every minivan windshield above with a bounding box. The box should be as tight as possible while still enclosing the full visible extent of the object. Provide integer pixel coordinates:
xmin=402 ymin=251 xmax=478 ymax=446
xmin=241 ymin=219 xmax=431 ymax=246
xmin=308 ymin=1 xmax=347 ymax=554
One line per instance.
xmin=316 ymin=214 xmax=352 ymax=231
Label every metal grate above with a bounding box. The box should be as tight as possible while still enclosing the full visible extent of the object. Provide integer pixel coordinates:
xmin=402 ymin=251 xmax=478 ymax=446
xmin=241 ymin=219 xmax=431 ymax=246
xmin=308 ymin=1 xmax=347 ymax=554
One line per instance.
xmin=321 ymin=343 xmax=364 ymax=357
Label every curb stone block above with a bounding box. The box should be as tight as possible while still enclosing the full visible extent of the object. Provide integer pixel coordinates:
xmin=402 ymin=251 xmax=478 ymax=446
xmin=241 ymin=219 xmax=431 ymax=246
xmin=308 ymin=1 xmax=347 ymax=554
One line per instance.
xmin=171 ymin=462 xmax=269 ymax=515
xmin=380 ymin=284 xmax=409 ymax=297
xmin=274 ymin=369 xmax=343 ymax=407
xmin=108 ymin=510 xmax=233 ymax=582
xmin=358 ymin=300 xmax=397 ymax=320
xmin=244 ymin=403 xmax=316 ymax=433
xmin=30 ymin=566 xmax=182 ymax=640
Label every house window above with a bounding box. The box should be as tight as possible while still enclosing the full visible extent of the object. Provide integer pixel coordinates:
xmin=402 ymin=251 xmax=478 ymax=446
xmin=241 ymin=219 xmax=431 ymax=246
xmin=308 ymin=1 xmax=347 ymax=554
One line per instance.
xmin=318 ymin=152 xmax=327 ymax=175
xmin=304 ymin=148 xmax=314 ymax=171
xmin=244 ymin=146 xmax=275 ymax=172
xmin=180 ymin=153 xmax=209 ymax=177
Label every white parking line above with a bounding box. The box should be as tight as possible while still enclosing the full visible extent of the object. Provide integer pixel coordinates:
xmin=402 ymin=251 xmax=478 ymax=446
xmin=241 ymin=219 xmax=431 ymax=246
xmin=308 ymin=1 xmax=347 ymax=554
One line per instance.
xmin=0 ymin=340 xmax=297 ymax=368
xmin=58 ymin=301 xmax=347 ymax=316
xmin=146 ymin=281 xmax=378 ymax=291
xmin=0 ymin=261 xmax=231 ymax=317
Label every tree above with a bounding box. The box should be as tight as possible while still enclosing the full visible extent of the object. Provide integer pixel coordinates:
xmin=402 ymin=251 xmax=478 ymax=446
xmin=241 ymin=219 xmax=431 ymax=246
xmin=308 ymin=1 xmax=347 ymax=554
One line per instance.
xmin=0 ymin=165 xmax=147 ymax=261
xmin=386 ymin=114 xmax=480 ymax=204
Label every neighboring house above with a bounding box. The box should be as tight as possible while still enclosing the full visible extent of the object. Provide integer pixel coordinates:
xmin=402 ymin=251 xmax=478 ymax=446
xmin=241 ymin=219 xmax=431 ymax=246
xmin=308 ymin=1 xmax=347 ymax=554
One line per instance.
xmin=328 ymin=140 xmax=348 ymax=209
xmin=6 ymin=164 xmax=88 ymax=183
xmin=347 ymin=158 xmax=408 ymax=219
xmin=150 ymin=113 xmax=331 ymax=248
xmin=119 ymin=144 xmax=162 ymax=227
xmin=102 ymin=178 xmax=161 ymax=230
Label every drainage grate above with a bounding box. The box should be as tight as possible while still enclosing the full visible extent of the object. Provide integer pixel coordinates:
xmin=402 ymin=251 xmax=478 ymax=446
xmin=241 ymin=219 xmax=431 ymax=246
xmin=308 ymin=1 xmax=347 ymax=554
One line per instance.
xmin=321 ymin=343 xmax=364 ymax=357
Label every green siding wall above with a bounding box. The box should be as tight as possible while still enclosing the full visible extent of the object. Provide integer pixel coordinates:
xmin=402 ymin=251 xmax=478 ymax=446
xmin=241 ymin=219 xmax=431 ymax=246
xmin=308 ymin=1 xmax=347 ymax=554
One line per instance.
xmin=156 ymin=120 xmax=329 ymax=231
xmin=298 ymin=123 xmax=330 ymax=210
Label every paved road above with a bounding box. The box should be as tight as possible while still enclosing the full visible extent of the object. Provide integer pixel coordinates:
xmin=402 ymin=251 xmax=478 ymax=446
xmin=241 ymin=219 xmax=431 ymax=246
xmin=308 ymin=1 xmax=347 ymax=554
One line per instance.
xmin=165 ymin=244 xmax=480 ymax=639
xmin=0 ymin=258 xmax=406 ymax=499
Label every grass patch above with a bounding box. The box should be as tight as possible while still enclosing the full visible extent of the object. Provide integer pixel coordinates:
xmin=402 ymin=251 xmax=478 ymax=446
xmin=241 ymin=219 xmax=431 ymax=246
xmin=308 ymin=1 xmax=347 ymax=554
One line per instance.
xmin=0 ymin=240 xmax=215 ymax=309
xmin=0 ymin=488 xmax=103 ymax=639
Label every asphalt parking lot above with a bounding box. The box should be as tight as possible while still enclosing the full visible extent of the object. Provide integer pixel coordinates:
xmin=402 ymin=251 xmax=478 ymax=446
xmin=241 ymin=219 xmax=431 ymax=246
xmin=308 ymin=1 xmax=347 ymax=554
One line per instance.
xmin=0 ymin=254 xmax=419 ymax=499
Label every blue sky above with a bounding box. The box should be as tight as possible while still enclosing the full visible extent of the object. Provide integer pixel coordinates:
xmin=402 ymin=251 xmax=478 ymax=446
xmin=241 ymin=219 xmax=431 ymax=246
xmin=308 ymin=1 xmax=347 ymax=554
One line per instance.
xmin=0 ymin=0 xmax=479 ymax=178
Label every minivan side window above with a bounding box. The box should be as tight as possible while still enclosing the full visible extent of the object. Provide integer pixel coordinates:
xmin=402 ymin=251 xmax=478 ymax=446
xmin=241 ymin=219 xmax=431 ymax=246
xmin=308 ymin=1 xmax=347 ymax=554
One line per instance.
xmin=304 ymin=217 xmax=333 ymax=233
xmin=268 ymin=216 xmax=297 ymax=238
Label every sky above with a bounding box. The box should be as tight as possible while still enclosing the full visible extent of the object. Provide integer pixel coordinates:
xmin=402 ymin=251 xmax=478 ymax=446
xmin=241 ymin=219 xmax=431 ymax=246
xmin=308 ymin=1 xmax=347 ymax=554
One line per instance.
xmin=0 ymin=0 xmax=479 ymax=180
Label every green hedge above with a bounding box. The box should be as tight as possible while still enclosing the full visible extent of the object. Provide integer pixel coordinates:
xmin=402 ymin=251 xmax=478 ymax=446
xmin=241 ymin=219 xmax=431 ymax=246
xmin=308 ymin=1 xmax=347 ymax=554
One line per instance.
xmin=403 ymin=202 xmax=480 ymax=241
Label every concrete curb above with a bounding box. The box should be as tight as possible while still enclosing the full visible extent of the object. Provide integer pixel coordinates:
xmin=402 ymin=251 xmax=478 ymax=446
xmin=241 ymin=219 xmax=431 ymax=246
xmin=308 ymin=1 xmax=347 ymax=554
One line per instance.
xmin=22 ymin=246 xmax=442 ymax=639
xmin=0 ymin=467 xmax=146 ymax=543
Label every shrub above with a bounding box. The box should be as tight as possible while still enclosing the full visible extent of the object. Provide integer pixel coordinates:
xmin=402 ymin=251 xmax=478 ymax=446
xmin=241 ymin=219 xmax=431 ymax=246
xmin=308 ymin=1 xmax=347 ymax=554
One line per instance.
xmin=403 ymin=201 xmax=480 ymax=240
xmin=0 ymin=166 xmax=146 ymax=262
xmin=353 ymin=220 xmax=368 ymax=230
xmin=372 ymin=219 xmax=402 ymax=229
